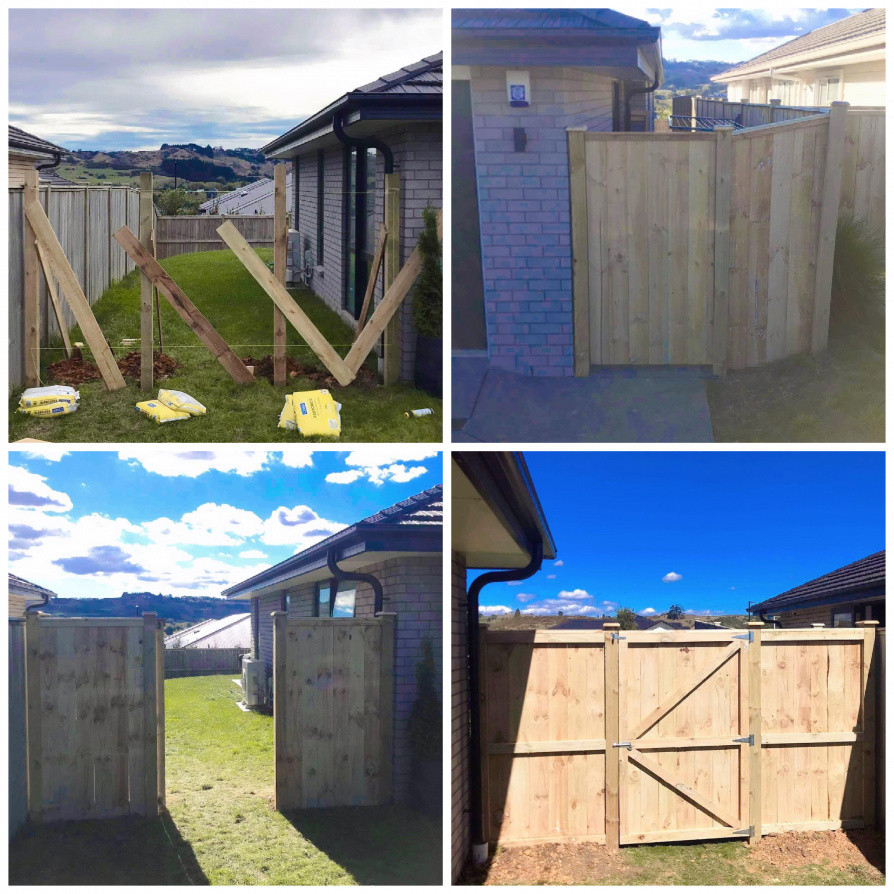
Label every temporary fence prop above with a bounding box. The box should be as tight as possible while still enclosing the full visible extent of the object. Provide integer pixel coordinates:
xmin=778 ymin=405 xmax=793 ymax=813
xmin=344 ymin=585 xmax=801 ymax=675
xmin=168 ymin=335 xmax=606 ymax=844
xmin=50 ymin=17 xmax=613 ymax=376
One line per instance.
xmin=139 ymin=172 xmax=155 ymax=391
xmin=34 ymin=240 xmax=73 ymax=359
xmin=354 ymin=223 xmax=388 ymax=340
xmin=217 ymin=220 xmax=355 ymax=386
xmin=273 ymin=164 xmax=288 ymax=386
xmin=23 ymin=171 xmax=127 ymax=392
xmin=114 ymin=225 xmax=254 ymax=385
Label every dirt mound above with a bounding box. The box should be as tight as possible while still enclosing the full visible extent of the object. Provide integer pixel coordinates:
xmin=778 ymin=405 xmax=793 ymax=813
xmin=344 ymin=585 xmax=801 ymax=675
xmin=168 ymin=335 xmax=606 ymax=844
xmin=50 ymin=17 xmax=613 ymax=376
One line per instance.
xmin=241 ymin=355 xmax=376 ymax=389
xmin=46 ymin=348 xmax=181 ymax=386
xmin=750 ymin=829 xmax=884 ymax=873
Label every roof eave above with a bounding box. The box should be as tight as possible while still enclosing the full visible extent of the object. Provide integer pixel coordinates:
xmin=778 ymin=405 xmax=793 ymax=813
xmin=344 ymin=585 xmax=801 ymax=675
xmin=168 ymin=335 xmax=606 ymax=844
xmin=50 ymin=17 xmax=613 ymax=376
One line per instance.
xmin=749 ymin=582 xmax=886 ymax=615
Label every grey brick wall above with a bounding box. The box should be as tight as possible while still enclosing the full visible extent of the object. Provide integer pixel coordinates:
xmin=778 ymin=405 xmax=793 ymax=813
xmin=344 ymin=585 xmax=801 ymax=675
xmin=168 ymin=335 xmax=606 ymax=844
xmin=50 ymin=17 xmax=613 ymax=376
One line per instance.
xmin=287 ymin=121 xmax=442 ymax=382
xmin=451 ymin=551 xmax=470 ymax=881
xmin=249 ymin=553 xmax=441 ymax=807
xmin=468 ymin=65 xmax=613 ymax=376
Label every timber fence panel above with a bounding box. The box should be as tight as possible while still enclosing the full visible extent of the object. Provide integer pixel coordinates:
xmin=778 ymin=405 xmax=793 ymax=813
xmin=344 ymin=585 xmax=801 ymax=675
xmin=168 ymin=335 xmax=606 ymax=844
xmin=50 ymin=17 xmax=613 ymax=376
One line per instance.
xmin=483 ymin=627 xmax=877 ymax=848
xmin=156 ymin=214 xmax=274 ymax=260
xmin=24 ymin=614 xmax=163 ymax=823
xmin=163 ymin=647 xmax=249 ymax=677
xmin=274 ymin=615 xmax=395 ymax=810
xmin=9 ymin=620 xmax=28 ymax=839
xmin=839 ymin=109 xmax=886 ymax=235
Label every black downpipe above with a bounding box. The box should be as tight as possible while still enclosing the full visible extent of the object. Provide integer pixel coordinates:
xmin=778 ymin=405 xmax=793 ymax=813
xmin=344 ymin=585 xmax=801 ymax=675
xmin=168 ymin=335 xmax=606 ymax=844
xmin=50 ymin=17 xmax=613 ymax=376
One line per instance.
xmin=34 ymin=149 xmax=62 ymax=172
xmin=327 ymin=547 xmax=384 ymax=615
xmin=624 ymin=71 xmax=660 ymax=131
xmin=333 ymin=111 xmax=393 ymax=174
xmin=467 ymin=538 xmax=544 ymax=859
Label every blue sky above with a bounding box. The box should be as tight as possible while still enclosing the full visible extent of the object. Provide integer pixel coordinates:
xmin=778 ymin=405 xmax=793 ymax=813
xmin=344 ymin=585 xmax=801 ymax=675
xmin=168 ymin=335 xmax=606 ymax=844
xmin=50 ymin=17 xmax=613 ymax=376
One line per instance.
xmin=9 ymin=448 xmax=441 ymax=600
xmin=478 ymin=451 xmax=884 ymax=619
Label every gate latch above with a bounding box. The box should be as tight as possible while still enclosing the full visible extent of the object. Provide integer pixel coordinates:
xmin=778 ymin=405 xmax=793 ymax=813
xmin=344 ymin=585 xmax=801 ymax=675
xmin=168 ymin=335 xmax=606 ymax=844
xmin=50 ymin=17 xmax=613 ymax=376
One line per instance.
xmin=612 ymin=741 xmax=632 ymax=750
xmin=610 ymin=632 xmax=626 ymax=642
xmin=733 ymin=631 xmax=754 ymax=643
xmin=733 ymin=734 xmax=754 ymax=746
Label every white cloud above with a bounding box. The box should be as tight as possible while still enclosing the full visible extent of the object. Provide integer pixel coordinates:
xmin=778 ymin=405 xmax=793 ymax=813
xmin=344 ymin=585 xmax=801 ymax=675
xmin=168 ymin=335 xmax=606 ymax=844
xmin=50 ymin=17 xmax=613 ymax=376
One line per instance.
xmin=556 ymin=588 xmax=593 ymax=601
xmin=505 ymin=580 xmax=524 ymax=586
xmin=278 ymin=452 xmax=315 ymax=468
xmin=11 ymin=446 xmax=70 ymax=462
xmin=546 ymin=574 xmax=556 ymax=580
xmin=239 ymin=549 xmax=268 ymax=560
xmin=141 ymin=502 xmax=264 ymax=546
xmin=519 ymin=597 xmax=619 ymax=616
xmin=326 ymin=449 xmax=439 ymax=486
xmin=640 ymin=607 xmax=657 ymax=616
xmin=553 ymin=559 xmax=564 ymax=567
xmin=479 ymin=605 xmax=514 ymax=616
xmin=9 ymin=466 xmax=73 ymax=513
xmin=684 ymin=608 xmax=719 ymax=617
xmin=326 ymin=470 xmax=364 ymax=485
xmin=118 ymin=449 xmax=271 ymax=478
xmin=515 ymin=593 xmax=537 ymax=603
xmin=260 ymin=505 xmax=344 ymax=549
xmin=662 ymin=572 xmax=683 ymax=583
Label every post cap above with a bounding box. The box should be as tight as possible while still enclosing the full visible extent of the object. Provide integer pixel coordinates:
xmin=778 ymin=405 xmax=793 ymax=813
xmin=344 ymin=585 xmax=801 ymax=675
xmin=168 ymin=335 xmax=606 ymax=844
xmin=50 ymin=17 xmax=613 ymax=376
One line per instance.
xmin=745 ymin=620 xmax=765 ymax=628
xmin=855 ymin=620 xmax=879 ymax=627
xmin=603 ymin=622 xmax=621 ymax=630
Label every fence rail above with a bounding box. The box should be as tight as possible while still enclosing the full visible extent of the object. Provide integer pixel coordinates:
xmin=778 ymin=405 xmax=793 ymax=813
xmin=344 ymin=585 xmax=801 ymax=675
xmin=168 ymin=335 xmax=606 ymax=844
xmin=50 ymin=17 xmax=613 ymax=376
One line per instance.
xmin=164 ymin=646 xmax=249 ymax=677
xmin=273 ymin=614 xmax=395 ymax=810
xmin=23 ymin=613 xmax=165 ymax=823
xmin=480 ymin=623 xmax=879 ymax=849
xmin=155 ymin=214 xmax=274 ymax=260
xmin=9 ymin=185 xmax=140 ymax=387
xmin=671 ymin=96 xmax=828 ymax=130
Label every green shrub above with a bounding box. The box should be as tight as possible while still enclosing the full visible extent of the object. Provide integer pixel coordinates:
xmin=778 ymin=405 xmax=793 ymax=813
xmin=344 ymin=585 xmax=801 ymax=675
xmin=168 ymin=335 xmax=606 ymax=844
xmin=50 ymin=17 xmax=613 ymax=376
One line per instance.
xmin=615 ymin=607 xmax=638 ymax=630
xmin=408 ymin=638 xmax=440 ymax=761
xmin=411 ymin=205 xmax=442 ymax=338
xmin=830 ymin=214 xmax=885 ymax=347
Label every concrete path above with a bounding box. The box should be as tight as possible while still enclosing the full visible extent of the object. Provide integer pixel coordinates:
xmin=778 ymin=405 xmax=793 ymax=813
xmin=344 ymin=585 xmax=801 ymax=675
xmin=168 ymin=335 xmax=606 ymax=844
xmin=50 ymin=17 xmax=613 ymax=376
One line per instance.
xmin=452 ymin=362 xmax=714 ymax=443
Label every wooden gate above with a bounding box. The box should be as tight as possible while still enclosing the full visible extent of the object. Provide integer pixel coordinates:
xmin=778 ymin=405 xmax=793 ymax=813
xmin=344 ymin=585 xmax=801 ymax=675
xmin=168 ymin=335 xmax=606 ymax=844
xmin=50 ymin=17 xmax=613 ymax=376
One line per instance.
xmin=25 ymin=613 xmax=165 ymax=822
xmin=273 ymin=614 xmax=395 ymax=810
xmin=479 ymin=623 xmax=877 ymax=849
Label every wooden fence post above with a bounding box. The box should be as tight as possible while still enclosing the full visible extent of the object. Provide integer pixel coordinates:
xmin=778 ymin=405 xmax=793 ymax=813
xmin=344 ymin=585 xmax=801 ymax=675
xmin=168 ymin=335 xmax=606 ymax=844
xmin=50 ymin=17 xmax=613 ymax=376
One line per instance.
xmin=378 ymin=613 xmax=397 ymax=804
xmin=746 ymin=620 xmax=763 ymax=844
xmin=383 ymin=172 xmax=401 ymax=385
xmin=856 ymin=620 xmax=878 ymax=827
xmin=712 ymin=126 xmax=734 ymax=375
xmin=811 ymin=100 xmax=849 ymax=355
xmin=139 ymin=172 xmax=154 ymax=391
xmin=142 ymin=613 xmax=159 ymax=816
xmin=604 ymin=622 xmax=621 ymax=851
xmin=567 ymin=127 xmax=590 ymax=376
xmin=273 ymin=611 xmax=287 ymax=810
xmin=25 ymin=611 xmax=42 ymax=820
xmin=273 ymin=163 xmax=288 ymax=386
xmin=155 ymin=623 xmax=166 ymax=809
xmin=23 ymin=169 xmax=41 ymax=387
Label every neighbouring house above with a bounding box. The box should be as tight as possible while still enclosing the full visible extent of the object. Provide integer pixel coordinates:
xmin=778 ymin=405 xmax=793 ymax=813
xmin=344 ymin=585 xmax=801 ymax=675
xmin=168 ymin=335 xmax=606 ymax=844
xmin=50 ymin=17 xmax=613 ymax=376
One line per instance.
xmin=452 ymin=9 xmax=663 ymax=375
xmin=198 ymin=176 xmax=284 ymax=215
xmin=223 ymin=484 xmax=442 ymax=806
xmin=748 ymin=550 xmax=885 ymax=628
xmin=551 ymin=615 xmax=687 ymax=631
xmin=452 ymin=452 xmax=557 ymax=880
xmin=8 ymin=125 xmax=66 ymax=188
xmin=8 ymin=573 xmax=55 ymax=618
xmin=261 ymin=52 xmax=442 ymax=382
xmin=164 ymin=612 xmax=251 ymax=649
xmin=712 ymin=8 xmax=886 ymax=107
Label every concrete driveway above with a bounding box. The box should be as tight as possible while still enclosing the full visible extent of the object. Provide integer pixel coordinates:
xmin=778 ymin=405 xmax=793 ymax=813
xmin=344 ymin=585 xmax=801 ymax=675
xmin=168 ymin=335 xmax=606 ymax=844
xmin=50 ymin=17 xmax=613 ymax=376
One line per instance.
xmin=452 ymin=360 xmax=714 ymax=443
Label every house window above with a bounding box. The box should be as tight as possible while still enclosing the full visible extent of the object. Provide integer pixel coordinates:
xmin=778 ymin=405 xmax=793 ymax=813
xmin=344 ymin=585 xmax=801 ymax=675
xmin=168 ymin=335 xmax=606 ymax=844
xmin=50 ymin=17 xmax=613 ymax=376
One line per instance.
xmin=817 ymin=76 xmax=841 ymax=105
xmin=292 ymin=157 xmax=299 ymax=224
xmin=831 ymin=607 xmax=857 ymax=627
xmin=315 ymin=581 xmax=332 ymax=617
xmin=776 ymin=79 xmax=796 ymax=105
xmin=343 ymin=146 xmax=378 ymax=316
xmin=316 ymin=151 xmax=325 ymax=264
xmin=332 ymin=587 xmax=356 ymax=618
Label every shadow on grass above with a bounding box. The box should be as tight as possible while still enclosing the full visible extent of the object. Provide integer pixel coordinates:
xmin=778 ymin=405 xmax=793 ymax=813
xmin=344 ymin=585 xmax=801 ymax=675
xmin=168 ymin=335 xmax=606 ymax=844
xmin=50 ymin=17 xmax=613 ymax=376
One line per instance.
xmin=9 ymin=811 xmax=208 ymax=886
xmin=282 ymin=805 xmax=441 ymax=886
xmin=845 ymin=829 xmax=886 ymax=875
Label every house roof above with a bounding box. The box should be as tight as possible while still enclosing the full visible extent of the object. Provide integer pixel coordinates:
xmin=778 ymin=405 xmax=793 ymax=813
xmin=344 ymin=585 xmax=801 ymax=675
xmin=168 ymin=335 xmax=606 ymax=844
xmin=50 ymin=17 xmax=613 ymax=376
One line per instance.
xmin=262 ymin=52 xmax=442 ymax=157
xmin=39 ymin=169 xmax=76 ymax=186
xmin=164 ymin=613 xmax=251 ymax=649
xmin=714 ymin=9 xmax=886 ymax=81
xmin=199 ymin=176 xmax=280 ymax=214
xmin=551 ymin=615 xmax=688 ymax=631
xmin=223 ymin=484 xmax=443 ymax=599
xmin=8 ymin=573 xmax=56 ymax=602
xmin=749 ymin=550 xmax=886 ymax=615
xmin=452 ymin=8 xmax=659 ymax=36
xmin=9 ymin=125 xmax=66 ymax=157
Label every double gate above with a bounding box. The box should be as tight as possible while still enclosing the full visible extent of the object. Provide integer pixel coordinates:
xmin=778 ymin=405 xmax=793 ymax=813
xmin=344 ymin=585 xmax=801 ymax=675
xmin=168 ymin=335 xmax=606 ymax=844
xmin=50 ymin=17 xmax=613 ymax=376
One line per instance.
xmin=479 ymin=624 xmax=877 ymax=848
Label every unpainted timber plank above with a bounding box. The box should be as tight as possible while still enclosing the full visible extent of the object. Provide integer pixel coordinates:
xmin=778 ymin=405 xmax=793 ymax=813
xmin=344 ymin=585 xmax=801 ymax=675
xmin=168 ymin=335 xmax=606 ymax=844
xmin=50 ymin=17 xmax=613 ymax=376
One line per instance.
xmin=382 ymin=172 xmax=401 ymax=385
xmin=354 ymin=224 xmax=387 ymax=341
xmin=23 ymin=170 xmax=41 ymax=386
xmin=142 ymin=614 xmax=159 ymax=816
xmin=114 ymin=225 xmax=254 ymax=384
xmin=712 ymin=127 xmax=733 ymax=374
xmin=567 ymin=128 xmax=590 ymax=374
xmin=604 ymin=624 xmax=621 ymax=850
xmin=273 ymin=164 xmax=287 ymax=386
xmin=34 ymin=239 xmax=73 ymax=358
xmin=216 ymin=220 xmax=353 ymax=385
xmin=139 ymin=173 xmax=154 ymax=391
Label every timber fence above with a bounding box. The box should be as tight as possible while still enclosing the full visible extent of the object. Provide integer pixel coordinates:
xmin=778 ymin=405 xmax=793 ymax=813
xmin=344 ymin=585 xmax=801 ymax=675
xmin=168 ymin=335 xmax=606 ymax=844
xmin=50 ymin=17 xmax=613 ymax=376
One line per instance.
xmin=9 ymin=620 xmax=27 ymax=838
xmin=155 ymin=214 xmax=274 ymax=260
xmin=164 ymin=646 xmax=249 ymax=678
xmin=9 ymin=184 xmax=140 ymax=387
xmin=478 ymin=622 xmax=879 ymax=849
xmin=568 ymin=102 xmax=885 ymax=376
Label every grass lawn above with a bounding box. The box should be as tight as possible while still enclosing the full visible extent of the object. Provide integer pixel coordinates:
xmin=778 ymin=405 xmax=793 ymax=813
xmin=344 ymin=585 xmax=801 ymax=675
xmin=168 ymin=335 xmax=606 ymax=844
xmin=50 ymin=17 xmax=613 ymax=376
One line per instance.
xmin=10 ymin=249 xmax=441 ymax=443
xmin=706 ymin=335 xmax=884 ymax=442
xmin=9 ymin=675 xmax=441 ymax=885
xmin=466 ymin=834 xmax=884 ymax=885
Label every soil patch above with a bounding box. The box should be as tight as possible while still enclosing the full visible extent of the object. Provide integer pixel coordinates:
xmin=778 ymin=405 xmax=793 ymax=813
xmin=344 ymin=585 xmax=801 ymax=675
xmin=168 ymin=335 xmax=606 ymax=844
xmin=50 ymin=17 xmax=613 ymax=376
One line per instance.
xmin=465 ymin=842 xmax=630 ymax=886
xmin=750 ymin=829 xmax=884 ymax=874
xmin=46 ymin=349 xmax=182 ymax=386
xmin=241 ymin=354 xmax=377 ymax=389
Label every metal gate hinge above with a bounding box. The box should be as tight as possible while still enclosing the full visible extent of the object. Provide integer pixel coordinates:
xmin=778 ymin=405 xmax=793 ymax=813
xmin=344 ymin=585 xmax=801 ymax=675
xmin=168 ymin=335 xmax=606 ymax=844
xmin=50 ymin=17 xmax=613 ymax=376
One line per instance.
xmin=734 ymin=825 xmax=755 ymax=836
xmin=733 ymin=631 xmax=754 ymax=643
xmin=612 ymin=741 xmax=632 ymax=750
xmin=733 ymin=734 xmax=754 ymax=746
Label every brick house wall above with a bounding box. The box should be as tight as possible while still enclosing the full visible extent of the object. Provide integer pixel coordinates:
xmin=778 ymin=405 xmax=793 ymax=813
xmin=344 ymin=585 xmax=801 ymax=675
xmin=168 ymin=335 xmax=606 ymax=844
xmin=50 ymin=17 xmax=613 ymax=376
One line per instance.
xmin=288 ymin=121 xmax=442 ymax=382
xmin=451 ymin=551 xmax=470 ymax=881
xmin=769 ymin=599 xmax=884 ymax=628
xmin=249 ymin=553 xmax=441 ymax=807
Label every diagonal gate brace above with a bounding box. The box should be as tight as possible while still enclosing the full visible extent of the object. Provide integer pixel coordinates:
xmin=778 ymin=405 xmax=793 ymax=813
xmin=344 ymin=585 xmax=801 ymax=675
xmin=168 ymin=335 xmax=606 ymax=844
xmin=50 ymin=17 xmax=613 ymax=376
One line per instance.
xmin=113 ymin=226 xmax=254 ymax=385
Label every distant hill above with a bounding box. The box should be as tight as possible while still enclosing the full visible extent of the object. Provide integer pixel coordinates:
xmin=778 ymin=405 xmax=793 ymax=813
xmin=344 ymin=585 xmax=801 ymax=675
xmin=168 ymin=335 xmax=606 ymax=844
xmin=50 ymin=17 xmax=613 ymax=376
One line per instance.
xmin=41 ymin=591 xmax=239 ymax=624
xmin=481 ymin=612 xmax=750 ymax=630
xmin=58 ymin=143 xmax=274 ymax=189
xmin=663 ymin=59 xmax=734 ymax=93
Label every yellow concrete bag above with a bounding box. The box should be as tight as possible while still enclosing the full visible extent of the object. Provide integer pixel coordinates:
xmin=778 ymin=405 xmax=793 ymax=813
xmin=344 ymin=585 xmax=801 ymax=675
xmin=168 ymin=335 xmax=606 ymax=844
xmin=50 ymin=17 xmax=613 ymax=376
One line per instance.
xmin=17 ymin=400 xmax=78 ymax=418
xmin=135 ymin=400 xmax=191 ymax=425
xmin=19 ymin=385 xmax=79 ymax=408
xmin=157 ymin=389 xmax=206 ymax=416
xmin=289 ymin=389 xmax=342 ymax=437
xmin=277 ymin=394 xmax=298 ymax=430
